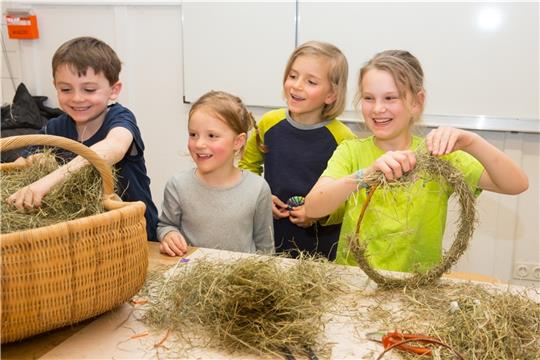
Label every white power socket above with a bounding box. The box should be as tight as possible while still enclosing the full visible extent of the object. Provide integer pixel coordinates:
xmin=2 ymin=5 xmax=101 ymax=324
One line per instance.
xmin=513 ymin=262 xmax=540 ymax=281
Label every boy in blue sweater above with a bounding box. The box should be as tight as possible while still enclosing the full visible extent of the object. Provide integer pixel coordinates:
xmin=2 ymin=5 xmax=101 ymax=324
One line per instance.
xmin=7 ymin=36 xmax=158 ymax=240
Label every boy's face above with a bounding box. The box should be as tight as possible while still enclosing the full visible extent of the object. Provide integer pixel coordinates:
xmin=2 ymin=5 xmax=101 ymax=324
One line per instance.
xmin=53 ymin=64 xmax=122 ymax=126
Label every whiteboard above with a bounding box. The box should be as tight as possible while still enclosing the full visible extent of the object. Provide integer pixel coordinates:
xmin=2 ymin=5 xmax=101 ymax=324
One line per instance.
xmin=298 ymin=2 xmax=539 ymax=120
xmin=182 ymin=2 xmax=296 ymax=107
xmin=182 ymin=2 xmax=538 ymax=123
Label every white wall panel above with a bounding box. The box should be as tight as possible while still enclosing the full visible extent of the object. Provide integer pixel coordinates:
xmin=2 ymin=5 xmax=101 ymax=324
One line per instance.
xmin=512 ymin=133 xmax=540 ymax=286
xmin=182 ymin=2 xmax=296 ymax=106
xmin=440 ymin=131 xmax=539 ymax=285
xmin=2 ymin=51 xmax=21 ymax=80
xmin=122 ymin=5 xmax=191 ymax=209
xmin=1 ymin=22 xmax=21 ymax=103
xmin=1 ymin=79 xmax=17 ymax=104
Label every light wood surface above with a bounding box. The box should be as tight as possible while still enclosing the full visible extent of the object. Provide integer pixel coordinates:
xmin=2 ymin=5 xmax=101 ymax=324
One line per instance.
xmin=443 ymin=271 xmax=502 ymax=284
xmin=0 ymin=243 xmax=520 ymax=360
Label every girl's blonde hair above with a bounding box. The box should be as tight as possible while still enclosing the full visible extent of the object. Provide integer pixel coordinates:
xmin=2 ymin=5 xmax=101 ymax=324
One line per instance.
xmin=189 ymin=91 xmax=262 ymax=154
xmin=282 ymin=41 xmax=348 ymax=120
xmin=355 ymin=50 xmax=425 ymax=123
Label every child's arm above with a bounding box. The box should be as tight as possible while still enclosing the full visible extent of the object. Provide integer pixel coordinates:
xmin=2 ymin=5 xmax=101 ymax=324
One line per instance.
xmin=305 ymin=176 xmax=360 ymax=219
xmin=10 ymin=153 xmax=43 ymax=167
xmin=238 ymin=130 xmax=264 ymax=175
xmin=7 ymin=127 xmax=133 ymax=211
xmin=426 ymin=127 xmax=529 ymax=194
xmin=305 ymin=151 xmax=416 ymax=219
xmin=241 ymin=127 xmax=288 ymax=220
xmin=160 ymin=231 xmax=188 ymax=257
xmin=157 ymin=178 xmax=188 ymax=256
xmin=253 ymin=183 xmax=275 ymax=254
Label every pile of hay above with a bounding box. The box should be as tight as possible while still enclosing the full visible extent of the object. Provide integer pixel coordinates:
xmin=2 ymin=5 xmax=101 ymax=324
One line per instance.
xmin=349 ymin=150 xmax=477 ymax=288
xmin=362 ymin=283 xmax=540 ymax=359
xmin=1 ymin=151 xmax=105 ymax=233
xmin=138 ymin=255 xmax=343 ymax=357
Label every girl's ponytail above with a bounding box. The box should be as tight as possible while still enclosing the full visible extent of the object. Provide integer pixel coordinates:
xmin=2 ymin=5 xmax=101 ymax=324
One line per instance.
xmin=249 ymin=112 xmax=268 ymax=153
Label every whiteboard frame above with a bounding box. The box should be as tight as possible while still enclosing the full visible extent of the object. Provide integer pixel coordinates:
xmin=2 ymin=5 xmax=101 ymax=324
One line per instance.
xmin=247 ymin=106 xmax=539 ymax=134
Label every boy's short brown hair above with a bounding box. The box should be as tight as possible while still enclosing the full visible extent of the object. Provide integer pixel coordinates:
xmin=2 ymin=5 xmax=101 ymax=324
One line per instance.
xmin=52 ymin=36 xmax=122 ymax=85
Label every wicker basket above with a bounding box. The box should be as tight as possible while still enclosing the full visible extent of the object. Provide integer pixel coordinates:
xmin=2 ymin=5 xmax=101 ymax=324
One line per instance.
xmin=0 ymin=134 xmax=148 ymax=343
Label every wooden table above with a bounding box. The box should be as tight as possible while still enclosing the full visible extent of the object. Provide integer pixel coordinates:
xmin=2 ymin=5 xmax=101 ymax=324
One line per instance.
xmin=1 ymin=242 xmax=184 ymax=360
xmin=0 ymin=242 xmax=525 ymax=360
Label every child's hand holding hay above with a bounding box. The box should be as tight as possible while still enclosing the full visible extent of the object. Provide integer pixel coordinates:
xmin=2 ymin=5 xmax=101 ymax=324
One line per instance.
xmin=1 ymin=151 xmax=105 ymax=234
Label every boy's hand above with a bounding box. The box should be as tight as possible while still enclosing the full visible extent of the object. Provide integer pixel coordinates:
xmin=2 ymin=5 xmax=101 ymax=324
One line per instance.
xmin=160 ymin=231 xmax=188 ymax=257
xmin=371 ymin=150 xmax=416 ymax=181
xmin=426 ymin=126 xmax=476 ymax=155
xmin=7 ymin=178 xmax=53 ymax=212
xmin=271 ymin=195 xmax=289 ymax=219
xmin=12 ymin=156 xmax=31 ymax=167
xmin=288 ymin=205 xmax=316 ymax=228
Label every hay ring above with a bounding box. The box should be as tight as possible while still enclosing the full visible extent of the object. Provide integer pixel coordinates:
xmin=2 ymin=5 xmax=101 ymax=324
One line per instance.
xmin=349 ymin=151 xmax=477 ymax=288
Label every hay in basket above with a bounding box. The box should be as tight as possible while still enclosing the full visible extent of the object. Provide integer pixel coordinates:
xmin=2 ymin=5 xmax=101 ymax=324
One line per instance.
xmin=0 ymin=134 xmax=148 ymax=343
xmin=1 ymin=149 xmax=105 ymax=233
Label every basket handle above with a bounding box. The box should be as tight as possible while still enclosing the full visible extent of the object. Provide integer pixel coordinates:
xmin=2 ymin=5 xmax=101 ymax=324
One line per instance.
xmin=0 ymin=134 xmax=115 ymax=200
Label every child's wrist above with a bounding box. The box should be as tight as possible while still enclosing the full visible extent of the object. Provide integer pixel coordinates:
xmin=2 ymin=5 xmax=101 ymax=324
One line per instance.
xmin=353 ymin=168 xmax=370 ymax=189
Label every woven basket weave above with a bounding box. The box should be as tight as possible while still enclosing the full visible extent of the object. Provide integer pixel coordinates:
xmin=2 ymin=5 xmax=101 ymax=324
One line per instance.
xmin=0 ymin=135 xmax=148 ymax=343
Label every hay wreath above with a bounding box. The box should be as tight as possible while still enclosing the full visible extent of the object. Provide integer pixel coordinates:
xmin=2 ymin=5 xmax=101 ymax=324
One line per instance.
xmin=361 ymin=282 xmax=540 ymax=359
xmin=1 ymin=150 xmax=105 ymax=233
xmin=348 ymin=150 xmax=477 ymax=288
xmin=135 ymin=254 xmax=343 ymax=358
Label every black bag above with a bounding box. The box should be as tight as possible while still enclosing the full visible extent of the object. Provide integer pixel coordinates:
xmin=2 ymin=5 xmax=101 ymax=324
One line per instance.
xmin=1 ymin=83 xmax=64 ymax=162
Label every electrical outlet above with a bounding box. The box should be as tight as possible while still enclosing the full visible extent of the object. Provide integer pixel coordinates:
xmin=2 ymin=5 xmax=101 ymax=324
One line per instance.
xmin=513 ymin=263 xmax=540 ymax=281
xmin=533 ymin=266 xmax=540 ymax=280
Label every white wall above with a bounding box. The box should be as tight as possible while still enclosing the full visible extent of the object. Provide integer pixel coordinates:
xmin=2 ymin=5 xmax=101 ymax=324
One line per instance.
xmin=1 ymin=2 xmax=538 ymax=285
xmin=1 ymin=3 xmax=193 ymax=211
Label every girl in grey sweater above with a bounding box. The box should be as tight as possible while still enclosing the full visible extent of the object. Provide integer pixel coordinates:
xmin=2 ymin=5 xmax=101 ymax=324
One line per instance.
xmin=157 ymin=91 xmax=274 ymax=256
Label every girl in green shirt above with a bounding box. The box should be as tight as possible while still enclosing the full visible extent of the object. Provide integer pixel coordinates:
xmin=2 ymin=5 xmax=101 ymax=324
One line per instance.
xmin=304 ymin=50 xmax=528 ymax=272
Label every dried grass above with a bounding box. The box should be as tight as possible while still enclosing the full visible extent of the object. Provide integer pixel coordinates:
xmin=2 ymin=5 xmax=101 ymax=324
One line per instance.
xmin=137 ymin=254 xmax=344 ymax=358
xmin=1 ymin=150 xmax=105 ymax=233
xmin=349 ymin=150 xmax=477 ymax=288
xmin=361 ymin=282 xmax=540 ymax=359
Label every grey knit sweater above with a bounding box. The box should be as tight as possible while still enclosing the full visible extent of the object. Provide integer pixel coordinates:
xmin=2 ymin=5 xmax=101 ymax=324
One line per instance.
xmin=157 ymin=169 xmax=274 ymax=254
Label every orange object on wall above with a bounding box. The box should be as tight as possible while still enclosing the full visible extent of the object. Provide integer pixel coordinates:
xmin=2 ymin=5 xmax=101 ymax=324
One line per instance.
xmin=6 ymin=14 xmax=39 ymax=39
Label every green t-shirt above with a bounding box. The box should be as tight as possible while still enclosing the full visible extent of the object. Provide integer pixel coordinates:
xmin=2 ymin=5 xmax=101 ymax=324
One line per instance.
xmin=322 ymin=136 xmax=484 ymax=272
